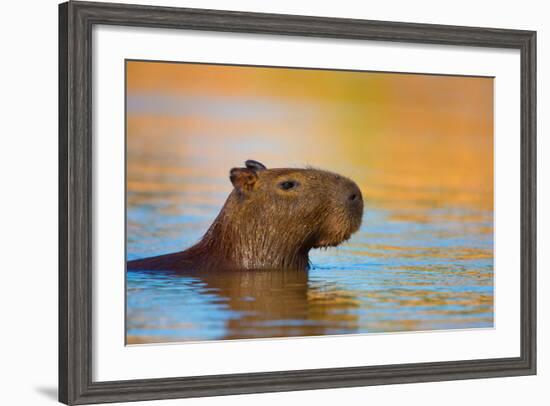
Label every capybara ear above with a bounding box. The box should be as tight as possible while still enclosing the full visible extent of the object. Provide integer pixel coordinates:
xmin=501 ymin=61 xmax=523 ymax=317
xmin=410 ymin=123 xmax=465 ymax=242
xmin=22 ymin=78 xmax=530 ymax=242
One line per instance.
xmin=230 ymin=168 xmax=258 ymax=192
xmin=245 ymin=159 xmax=267 ymax=171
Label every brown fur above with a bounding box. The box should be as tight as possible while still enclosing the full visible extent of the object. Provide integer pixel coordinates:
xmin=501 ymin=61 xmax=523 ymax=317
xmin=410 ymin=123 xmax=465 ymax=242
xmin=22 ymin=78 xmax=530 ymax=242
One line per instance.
xmin=127 ymin=160 xmax=363 ymax=271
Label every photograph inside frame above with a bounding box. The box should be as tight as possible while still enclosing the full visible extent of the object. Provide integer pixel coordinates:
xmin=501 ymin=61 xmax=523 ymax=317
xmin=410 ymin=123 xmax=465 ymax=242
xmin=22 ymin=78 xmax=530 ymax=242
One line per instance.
xmin=124 ymin=60 xmax=494 ymax=345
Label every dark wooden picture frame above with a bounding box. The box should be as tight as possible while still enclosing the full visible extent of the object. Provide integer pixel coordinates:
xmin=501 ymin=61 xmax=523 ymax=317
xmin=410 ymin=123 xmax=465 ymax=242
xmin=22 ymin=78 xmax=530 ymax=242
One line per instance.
xmin=59 ymin=1 xmax=537 ymax=404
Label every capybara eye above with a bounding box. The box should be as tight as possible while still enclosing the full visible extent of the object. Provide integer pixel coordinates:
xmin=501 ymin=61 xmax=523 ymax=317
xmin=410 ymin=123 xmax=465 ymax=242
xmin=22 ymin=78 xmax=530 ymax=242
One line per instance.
xmin=279 ymin=180 xmax=298 ymax=191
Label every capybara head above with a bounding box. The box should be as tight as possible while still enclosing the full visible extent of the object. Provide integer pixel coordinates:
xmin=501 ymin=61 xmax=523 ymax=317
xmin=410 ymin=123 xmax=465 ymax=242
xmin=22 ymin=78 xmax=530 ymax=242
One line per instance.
xmin=127 ymin=160 xmax=364 ymax=272
xmin=200 ymin=160 xmax=363 ymax=270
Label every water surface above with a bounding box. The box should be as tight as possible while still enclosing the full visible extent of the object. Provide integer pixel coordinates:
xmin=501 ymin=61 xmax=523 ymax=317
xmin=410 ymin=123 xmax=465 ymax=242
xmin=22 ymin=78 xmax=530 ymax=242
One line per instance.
xmin=127 ymin=190 xmax=493 ymax=344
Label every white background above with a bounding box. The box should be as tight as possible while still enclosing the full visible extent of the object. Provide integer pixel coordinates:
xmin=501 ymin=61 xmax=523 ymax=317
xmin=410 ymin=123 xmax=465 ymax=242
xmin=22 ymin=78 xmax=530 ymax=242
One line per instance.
xmin=0 ymin=0 xmax=547 ymax=405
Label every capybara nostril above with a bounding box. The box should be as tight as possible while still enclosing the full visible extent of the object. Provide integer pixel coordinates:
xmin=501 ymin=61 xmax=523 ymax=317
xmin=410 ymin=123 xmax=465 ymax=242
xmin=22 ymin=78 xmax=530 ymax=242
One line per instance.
xmin=345 ymin=182 xmax=363 ymax=206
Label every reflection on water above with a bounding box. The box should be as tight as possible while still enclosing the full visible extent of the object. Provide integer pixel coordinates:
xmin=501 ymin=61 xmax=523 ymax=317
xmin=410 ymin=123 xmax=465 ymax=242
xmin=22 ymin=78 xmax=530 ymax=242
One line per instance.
xmin=127 ymin=204 xmax=493 ymax=344
xmin=126 ymin=61 xmax=493 ymax=344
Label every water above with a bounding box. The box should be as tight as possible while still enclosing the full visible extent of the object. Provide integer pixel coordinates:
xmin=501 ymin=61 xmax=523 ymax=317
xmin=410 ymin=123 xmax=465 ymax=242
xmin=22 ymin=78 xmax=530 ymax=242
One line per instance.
xmin=125 ymin=62 xmax=493 ymax=344
xmin=127 ymin=202 xmax=493 ymax=344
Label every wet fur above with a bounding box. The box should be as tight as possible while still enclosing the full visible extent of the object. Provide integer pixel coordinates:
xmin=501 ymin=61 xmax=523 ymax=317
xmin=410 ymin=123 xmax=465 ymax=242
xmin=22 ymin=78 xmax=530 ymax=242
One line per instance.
xmin=128 ymin=163 xmax=363 ymax=272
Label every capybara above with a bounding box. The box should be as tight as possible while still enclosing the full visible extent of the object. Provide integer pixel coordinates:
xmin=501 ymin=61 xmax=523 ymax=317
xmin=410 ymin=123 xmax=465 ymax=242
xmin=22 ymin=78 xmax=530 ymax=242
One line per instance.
xmin=127 ymin=160 xmax=363 ymax=271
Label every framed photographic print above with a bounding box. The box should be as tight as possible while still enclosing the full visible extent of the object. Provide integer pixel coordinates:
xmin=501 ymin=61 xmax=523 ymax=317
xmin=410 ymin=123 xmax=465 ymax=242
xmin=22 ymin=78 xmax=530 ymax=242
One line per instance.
xmin=59 ymin=1 xmax=536 ymax=404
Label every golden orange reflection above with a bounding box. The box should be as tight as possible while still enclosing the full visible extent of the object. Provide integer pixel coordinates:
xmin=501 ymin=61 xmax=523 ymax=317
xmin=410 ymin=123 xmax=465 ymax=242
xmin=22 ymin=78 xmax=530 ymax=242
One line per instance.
xmin=127 ymin=61 xmax=493 ymax=213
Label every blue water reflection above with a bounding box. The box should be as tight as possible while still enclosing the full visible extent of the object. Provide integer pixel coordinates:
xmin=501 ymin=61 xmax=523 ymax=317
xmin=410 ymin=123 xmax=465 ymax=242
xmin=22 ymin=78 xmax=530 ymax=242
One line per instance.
xmin=127 ymin=201 xmax=493 ymax=343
